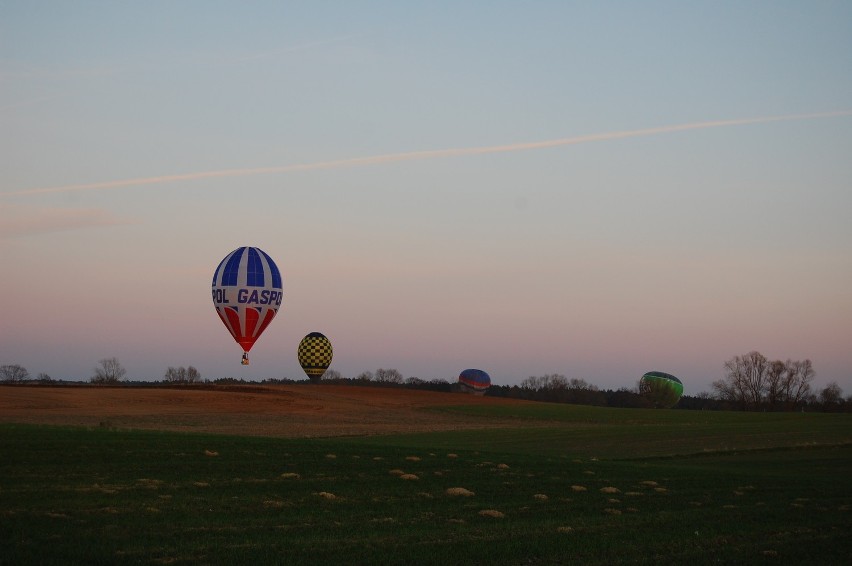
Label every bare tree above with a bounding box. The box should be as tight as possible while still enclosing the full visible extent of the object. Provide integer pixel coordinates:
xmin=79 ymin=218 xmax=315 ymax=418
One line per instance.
xmin=374 ymin=368 xmax=403 ymax=384
xmin=92 ymin=357 xmax=126 ymax=384
xmin=322 ymin=369 xmax=343 ymax=382
xmin=164 ymin=366 xmax=201 ymax=383
xmin=164 ymin=367 xmax=182 ymax=383
xmin=818 ymin=381 xmax=843 ymax=407
xmin=186 ymin=366 xmax=201 ymax=383
xmin=355 ymin=371 xmax=374 ymax=382
xmin=569 ymin=377 xmax=597 ymax=391
xmin=714 ymin=352 xmax=816 ymax=411
xmin=715 ymin=351 xmax=768 ymax=410
xmin=521 ymin=374 xmax=579 ymax=390
xmin=0 ymin=364 xmax=30 ymax=382
xmin=779 ymin=359 xmax=814 ymax=409
xmin=764 ymin=360 xmax=788 ymax=411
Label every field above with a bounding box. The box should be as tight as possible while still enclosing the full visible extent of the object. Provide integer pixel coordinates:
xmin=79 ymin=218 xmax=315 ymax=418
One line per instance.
xmin=1 ymin=384 xmax=851 ymax=564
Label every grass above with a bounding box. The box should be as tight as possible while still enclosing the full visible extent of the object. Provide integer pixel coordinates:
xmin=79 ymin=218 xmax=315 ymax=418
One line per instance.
xmin=1 ymin=404 xmax=851 ymax=565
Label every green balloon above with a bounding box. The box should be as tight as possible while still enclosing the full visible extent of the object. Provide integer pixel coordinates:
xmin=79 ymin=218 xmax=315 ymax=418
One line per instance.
xmin=639 ymin=371 xmax=684 ymax=408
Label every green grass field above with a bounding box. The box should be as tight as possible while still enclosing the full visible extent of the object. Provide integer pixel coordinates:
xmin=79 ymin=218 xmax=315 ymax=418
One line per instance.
xmin=2 ymin=404 xmax=850 ymax=565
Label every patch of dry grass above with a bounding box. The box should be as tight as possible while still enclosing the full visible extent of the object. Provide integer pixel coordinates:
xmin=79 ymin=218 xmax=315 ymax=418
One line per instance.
xmin=478 ymin=509 xmax=505 ymax=518
xmin=446 ymin=487 xmax=475 ymax=497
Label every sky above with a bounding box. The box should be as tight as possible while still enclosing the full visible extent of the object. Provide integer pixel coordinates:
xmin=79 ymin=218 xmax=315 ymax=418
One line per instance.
xmin=2 ymin=1 xmax=851 ymax=395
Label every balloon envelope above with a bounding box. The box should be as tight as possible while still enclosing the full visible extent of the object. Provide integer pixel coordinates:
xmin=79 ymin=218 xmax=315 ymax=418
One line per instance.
xmin=639 ymin=371 xmax=684 ymax=408
xmin=458 ymin=369 xmax=491 ymax=394
xmin=297 ymin=332 xmax=333 ymax=382
xmin=212 ymin=247 xmax=283 ymax=354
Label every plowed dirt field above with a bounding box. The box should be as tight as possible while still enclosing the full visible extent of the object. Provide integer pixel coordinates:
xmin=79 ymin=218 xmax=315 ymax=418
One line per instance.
xmin=0 ymin=384 xmax=533 ymax=437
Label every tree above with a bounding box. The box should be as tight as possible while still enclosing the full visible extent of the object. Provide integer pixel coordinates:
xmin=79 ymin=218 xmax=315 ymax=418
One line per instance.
xmin=713 ymin=352 xmax=815 ymax=411
xmin=185 ymin=366 xmax=201 ymax=383
xmin=355 ymin=371 xmax=374 ymax=382
xmin=778 ymin=359 xmax=814 ymax=410
xmin=764 ymin=360 xmax=787 ymax=411
xmin=91 ymin=357 xmax=126 ymax=384
xmin=818 ymin=382 xmax=843 ymax=409
xmin=322 ymin=369 xmax=343 ymax=382
xmin=714 ymin=351 xmax=770 ymax=410
xmin=374 ymin=368 xmax=404 ymax=384
xmin=164 ymin=367 xmax=183 ymax=383
xmin=164 ymin=366 xmax=202 ymax=383
xmin=0 ymin=364 xmax=30 ymax=382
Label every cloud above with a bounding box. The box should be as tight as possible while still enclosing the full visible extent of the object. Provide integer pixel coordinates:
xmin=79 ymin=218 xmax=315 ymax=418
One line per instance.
xmin=4 ymin=111 xmax=851 ymax=198
xmin=0 ymin=204 xmax=131 ymax=239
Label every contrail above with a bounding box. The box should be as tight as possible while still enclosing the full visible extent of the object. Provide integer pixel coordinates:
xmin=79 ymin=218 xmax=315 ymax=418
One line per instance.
xmin=5 ymin=111 xmax=851 ymax=198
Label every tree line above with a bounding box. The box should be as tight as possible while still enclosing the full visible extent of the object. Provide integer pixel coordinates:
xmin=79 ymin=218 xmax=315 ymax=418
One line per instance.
xmin=3 ymin=351 xmax=849 ymax=412
xmin=0 ymin=359 xmax=201 ymax=385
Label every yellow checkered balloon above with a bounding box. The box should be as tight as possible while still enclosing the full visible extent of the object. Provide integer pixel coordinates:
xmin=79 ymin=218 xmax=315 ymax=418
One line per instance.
xmin=297 ymin=332 xmax=333 ymax=382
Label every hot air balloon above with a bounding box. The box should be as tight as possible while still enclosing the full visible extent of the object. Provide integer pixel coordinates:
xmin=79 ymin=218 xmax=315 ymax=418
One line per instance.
xmin=458 ymin=369 xmax=491 ymax=395
xmin=639 ymin=371 xmax=684 ymax=408
xmin=212 ymin=246 xmax=283 ymax=364
xmin=297 ymin=332 xmax=333 ymax=382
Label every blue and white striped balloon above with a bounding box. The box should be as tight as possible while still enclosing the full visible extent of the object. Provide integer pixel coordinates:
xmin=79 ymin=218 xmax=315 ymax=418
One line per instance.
xmin=212 ymin=247 xmax=283 ymax=357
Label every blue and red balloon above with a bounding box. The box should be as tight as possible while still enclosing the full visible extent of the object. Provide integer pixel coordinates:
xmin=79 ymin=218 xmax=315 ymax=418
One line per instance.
xmin=212 ymin=246 xmax=283 ymax=363
xmin=458 ymin=369 xmax=491 ymax=394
